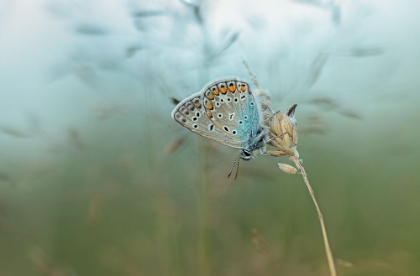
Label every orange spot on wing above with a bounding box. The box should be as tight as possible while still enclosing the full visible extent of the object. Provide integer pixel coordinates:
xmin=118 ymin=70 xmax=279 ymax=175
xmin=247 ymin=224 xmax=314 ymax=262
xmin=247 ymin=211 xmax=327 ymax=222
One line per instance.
xmin=220 ymin=87 xmax=227 ymax=94
xmin=207 ymin=113 xmax=213 ymax=119
xmin=208 ymin=93 xmax=214 ymax=100
xmin=240 ymin=84 xmax=247 ymax=92
xmin=213 ymin=89 xmax=219 ymax=95
xmin=207 ymin=103 xmax=214 ymax=110
xmin=229 ymin=84 xmax=236 ymax=92
xmin=195 ymin=103 xmax=201 ymax=108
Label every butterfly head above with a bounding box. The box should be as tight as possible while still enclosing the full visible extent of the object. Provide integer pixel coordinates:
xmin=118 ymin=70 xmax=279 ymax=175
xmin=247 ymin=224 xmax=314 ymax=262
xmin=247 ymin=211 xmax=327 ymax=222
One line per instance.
xmin=240 ymin=149 xmax=254 ymax=161
xmin=239 ymin=126 xmax=267 ymax=161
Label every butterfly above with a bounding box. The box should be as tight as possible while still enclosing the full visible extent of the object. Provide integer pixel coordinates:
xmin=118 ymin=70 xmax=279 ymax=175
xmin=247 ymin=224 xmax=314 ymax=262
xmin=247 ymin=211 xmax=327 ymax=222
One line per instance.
xmin=171 ymin=77 xmax=268 ymax=167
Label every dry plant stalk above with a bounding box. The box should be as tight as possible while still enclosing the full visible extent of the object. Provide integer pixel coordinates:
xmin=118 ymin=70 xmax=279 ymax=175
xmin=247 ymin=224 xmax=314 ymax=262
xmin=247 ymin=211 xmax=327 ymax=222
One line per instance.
xmin=243 ymin=59 xmax=337 ymax=275
xmin=264 ymin=104 xmax=337 ymax=276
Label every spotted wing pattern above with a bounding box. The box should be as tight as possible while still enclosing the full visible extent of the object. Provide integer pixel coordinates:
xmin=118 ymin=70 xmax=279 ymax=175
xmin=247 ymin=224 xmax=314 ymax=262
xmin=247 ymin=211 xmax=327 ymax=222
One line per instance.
xmin=171 ymin=77 xmax=262 ymax=150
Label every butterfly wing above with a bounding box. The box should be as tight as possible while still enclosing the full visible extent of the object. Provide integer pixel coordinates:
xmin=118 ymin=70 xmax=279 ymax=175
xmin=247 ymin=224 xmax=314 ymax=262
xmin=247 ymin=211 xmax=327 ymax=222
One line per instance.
xmin=171 ymin=77 xmax=262 ymax=150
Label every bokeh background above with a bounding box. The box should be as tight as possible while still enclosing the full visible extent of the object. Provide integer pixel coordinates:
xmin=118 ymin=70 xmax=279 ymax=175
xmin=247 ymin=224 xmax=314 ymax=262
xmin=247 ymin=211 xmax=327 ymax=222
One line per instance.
xmin=1 ymin=0 xmax=420 ymax=275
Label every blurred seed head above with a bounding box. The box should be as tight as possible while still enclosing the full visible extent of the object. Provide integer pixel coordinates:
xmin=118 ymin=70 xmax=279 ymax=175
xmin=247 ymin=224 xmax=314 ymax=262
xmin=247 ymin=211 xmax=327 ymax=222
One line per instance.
xmin=308 ymin=96 xmax=339 ymax=110
xmin=306 ymin=52 xmax=329 ymax=87
xmin=251 ymin=228 xmax=272 ymax=259
xmin=94 ymin=104 xmax=122 ymax=121
xmin=0 ymin=171 xmax=14 ymax=186
xmin=1 ymin=125 xmax=31 ymax=138
xmin=74 ymin=23 xmax=108 ymax=36
xmin=179 ymin=0 xmax=203 ymax=24
xmin=29 ymin=247 xmax=71 ymax=276
xmin=347 ymin=46 xmax=384 ymax=58
xmin=67 ymin=128 xmax=85 ymax=151
xmin=242 ymin=59 xmax=272 ymax=114
xmin=252 ymin=228 xmax=262 ymax=246
xmin=87 ymin=193 xmax=107 ymax=226
xmin=337 ymin=109 xmax=363 ymax=120
xmin=125 ymin=45 xmax=143 ymax=58
xmin=336 ymin=259 xmax=354 ymax=268
xmin=164 ymin=136 xmax=186 ymax=154
xmin=299 ymin=113 xmax=328 ymax=134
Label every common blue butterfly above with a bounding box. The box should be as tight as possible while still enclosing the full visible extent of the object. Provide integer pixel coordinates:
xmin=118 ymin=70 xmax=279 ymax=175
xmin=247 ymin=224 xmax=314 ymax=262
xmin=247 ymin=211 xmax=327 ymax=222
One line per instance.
xmin=171 ymin=77 xmax=267 ymax=161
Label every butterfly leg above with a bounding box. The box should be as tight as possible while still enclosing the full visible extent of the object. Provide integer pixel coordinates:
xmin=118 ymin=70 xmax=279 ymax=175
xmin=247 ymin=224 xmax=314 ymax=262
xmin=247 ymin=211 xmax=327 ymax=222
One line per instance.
xmin=263 ymin=135 xmax=272 ymax=143
xmin=259 ymin=143 xmax=267 ymax=155
xmin=266 ymin=150 xmax=289 ymax=157
xmin=255 ymin=129 xmax=266 ymax=141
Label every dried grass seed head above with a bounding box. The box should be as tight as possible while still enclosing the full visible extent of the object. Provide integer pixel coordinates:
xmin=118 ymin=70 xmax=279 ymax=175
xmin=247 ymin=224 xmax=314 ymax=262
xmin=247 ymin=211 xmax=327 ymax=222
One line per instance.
xmin=266 ymin=104 xmax=299 ymax=157
xmin=278 ymin=163 xmax=298 ymax=174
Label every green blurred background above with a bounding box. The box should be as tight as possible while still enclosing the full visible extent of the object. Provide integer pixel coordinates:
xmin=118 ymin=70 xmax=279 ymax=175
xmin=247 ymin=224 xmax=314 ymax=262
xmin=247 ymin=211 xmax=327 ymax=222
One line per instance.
xmin=1 ymin=0 xmax=420 ymax=275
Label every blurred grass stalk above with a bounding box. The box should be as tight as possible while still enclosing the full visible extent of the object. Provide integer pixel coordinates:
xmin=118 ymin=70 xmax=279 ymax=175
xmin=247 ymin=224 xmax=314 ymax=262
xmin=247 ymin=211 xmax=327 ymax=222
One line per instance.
xmin=145 ymin=79 xmax=177 ymax=275
xmin=197 ymin=49 xmax=211 ymax=276
xmin=197 ymin=142 xmax=211 ymax=276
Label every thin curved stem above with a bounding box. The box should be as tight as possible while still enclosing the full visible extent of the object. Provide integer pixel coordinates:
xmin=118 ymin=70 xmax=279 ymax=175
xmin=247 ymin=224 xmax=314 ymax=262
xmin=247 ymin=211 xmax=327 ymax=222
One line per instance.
xmin=290 ymin=155 xmax=337 ymax=276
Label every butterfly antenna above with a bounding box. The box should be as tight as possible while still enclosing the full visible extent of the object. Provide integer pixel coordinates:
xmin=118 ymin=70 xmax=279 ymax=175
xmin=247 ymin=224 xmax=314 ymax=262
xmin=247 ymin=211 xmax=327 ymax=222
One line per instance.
xmin=234 ymin=158 xmax=240 ymax=180
xmin=170 ymin=97 xmax=180 ymax=105
xmin=227 ymin=154 xmax=241 ymax=180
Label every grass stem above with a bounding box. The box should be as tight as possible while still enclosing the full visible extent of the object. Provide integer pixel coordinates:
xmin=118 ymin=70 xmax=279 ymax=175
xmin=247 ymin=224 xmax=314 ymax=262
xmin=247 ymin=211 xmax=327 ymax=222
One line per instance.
xmin=290 ymin=155 xmax=337 ymax=276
